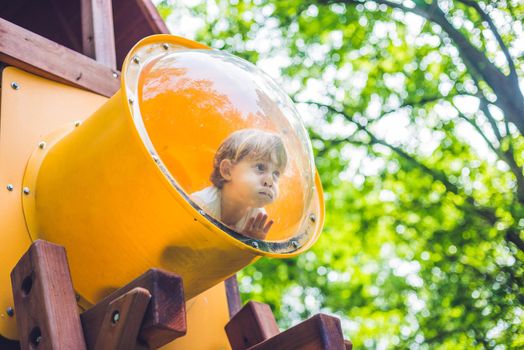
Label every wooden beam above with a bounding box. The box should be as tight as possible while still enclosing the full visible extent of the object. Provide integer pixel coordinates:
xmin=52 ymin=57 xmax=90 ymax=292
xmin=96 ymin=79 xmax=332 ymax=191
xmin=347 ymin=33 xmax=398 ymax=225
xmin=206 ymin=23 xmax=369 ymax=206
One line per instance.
xmin=0 ymin=18 xmax=119 ymax=97
xmin=92 ymin=287 xmax=151 ymax=350
xmin=135 ymin=0 xmax=170 ymax=34
xmin=10 ymin=240 xmax=87 ymax=350
xmin=81 ymin=0 xmax=117 ymax=70
xmin=225 ymin=275 xmax=242 ymax=318
xmin=225 ymin=301 xmax=280 ymax=350
xmin=248 ymin=314 xmax=346 ymax=350
xmin=81 ymin=268 xmax=186 ymax=349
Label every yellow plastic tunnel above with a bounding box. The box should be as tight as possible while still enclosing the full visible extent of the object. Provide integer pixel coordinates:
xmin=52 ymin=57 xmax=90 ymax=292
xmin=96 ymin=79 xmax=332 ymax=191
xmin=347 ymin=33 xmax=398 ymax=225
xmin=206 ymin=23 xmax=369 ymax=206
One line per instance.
xmin=22 ymin=35 xmax=324 ymax=305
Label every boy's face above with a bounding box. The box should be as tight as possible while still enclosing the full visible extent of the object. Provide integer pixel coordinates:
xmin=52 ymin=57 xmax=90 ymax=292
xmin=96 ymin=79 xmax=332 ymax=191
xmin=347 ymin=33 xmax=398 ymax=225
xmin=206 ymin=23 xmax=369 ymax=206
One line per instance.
xmin=221 ymin=157 xmax=282 ymax=208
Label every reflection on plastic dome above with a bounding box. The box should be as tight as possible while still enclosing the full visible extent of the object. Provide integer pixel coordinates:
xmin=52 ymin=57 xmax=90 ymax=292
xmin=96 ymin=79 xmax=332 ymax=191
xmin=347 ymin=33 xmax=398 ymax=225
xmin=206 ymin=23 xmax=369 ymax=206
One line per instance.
xmin=138 ymin=49 xmax=315 ymax=241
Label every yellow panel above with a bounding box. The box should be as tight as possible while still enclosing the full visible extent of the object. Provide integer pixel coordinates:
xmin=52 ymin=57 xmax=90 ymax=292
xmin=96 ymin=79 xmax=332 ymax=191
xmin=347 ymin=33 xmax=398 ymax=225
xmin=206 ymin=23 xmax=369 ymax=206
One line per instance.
xmin=162 ymin=281 xmax=232 ymax=350
xmin=0 ymin=67 xmax=107 ymax=340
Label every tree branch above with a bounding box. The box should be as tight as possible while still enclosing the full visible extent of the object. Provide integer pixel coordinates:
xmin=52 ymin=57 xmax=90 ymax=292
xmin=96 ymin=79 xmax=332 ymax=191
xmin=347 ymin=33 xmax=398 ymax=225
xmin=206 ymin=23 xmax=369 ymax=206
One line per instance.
xmin=305 ymin=100 xmax=523 ymax=252
xmin=456 ymin=0 xmax=518 ymax=82
xmin=341 ymin=0 xmax=524 ymax=137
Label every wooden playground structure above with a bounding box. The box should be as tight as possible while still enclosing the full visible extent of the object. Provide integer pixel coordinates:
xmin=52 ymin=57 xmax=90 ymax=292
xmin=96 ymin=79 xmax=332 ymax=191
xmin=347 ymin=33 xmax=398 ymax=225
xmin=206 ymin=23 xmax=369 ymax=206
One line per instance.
xmin=0 ymin=1 xmax=353 ymax=349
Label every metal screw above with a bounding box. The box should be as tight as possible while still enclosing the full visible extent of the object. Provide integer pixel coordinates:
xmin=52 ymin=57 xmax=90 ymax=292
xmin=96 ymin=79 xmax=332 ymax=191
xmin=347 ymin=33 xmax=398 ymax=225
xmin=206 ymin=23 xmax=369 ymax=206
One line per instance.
xmin=23 ymin=187 xmax=30 ymax=195
xmin=10 ymin=82 xmax=20 ymax=90
xmin=128 ymin=98 xmax=134 ymax=104
xmin=132 ymin=55 xmax=140 ymax=64
xmin=74 ymin=121 xmax=81 ymax=127
xmin=309 ymin=214 xmax=316 ymax=223
xmin=112 ymin=71 xmax=118 ymax=78
xmin=7 ymin=184 xmax=14 ymax=191
xmin=251 ymin=241 xmax=259 ymax=249
xmin=38 ymin=141 xmax=46 ymax=149
xmin=291 ymin=240 xmax=299 ymax=249
xmin=198 ymin=209 xmax=205 ymax=216
xmin=112 ymin=311 xmax=120 ymax=324
xmin=6 ymin=307 xmax=14 ymax=317
xmin=162 ymin=43 xmax=169 ymax=50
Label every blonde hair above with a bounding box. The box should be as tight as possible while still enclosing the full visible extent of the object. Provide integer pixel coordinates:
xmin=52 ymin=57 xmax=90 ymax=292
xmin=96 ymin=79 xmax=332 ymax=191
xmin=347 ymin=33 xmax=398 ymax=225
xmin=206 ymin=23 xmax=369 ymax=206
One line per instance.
xmin=211 ymin=129 xmax=287 ymax=189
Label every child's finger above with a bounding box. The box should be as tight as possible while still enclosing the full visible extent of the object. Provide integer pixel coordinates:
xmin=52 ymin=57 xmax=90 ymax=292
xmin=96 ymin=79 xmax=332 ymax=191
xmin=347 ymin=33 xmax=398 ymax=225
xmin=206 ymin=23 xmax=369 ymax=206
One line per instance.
xmin=253 ymin=213 xmax=264 ymax=229
xmin=263 ymin=220 xmax=274 ymax=233
xmin=258 ymin=214 xmax=268 ymax=230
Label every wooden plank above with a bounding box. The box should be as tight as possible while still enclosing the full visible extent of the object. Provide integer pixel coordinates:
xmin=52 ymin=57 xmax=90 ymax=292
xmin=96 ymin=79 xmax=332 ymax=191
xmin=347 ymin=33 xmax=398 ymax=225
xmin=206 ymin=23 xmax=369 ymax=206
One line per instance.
xmin=0 ymin=18 xmax=119 ymax=97
xmin=81 ymin=0 xmax=117 ymax=69
xmin=81 ymin=268 xmax=186 ymax=349
xmin=248 ymin=314 xmax=345 ymax=350
xmin=93 ymin=287 xmax=151 ymax=350
xmin=225 ymin=275 xmax=242 ymax=318
xmin=135 ymin=0 xmax=169 ymax=34
xmin=225 ymin=301 xmax=280 ymax=350
xmin=10 ymin=240 xmax=87 ymax=350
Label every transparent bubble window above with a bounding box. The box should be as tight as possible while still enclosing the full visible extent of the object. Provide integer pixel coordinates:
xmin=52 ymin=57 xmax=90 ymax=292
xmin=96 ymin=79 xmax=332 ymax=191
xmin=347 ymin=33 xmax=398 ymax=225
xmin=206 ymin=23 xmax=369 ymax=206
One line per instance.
xmin=136 ymin=49 xmax=316 ymax=242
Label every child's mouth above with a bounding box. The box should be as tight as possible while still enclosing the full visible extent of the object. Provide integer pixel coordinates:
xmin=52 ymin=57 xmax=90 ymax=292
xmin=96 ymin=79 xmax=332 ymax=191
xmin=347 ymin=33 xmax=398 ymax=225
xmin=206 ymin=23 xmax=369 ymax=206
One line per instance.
xmin=259 ymin=191 xmax=273 ymax=200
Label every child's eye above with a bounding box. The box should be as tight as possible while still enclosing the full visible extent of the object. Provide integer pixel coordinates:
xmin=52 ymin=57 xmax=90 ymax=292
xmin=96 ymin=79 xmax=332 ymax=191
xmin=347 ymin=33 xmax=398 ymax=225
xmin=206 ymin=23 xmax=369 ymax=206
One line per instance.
xmin=255 ymin=163 xmax=266 ymax=171
xmin=273 ymin=171 xmax=280 ymax=179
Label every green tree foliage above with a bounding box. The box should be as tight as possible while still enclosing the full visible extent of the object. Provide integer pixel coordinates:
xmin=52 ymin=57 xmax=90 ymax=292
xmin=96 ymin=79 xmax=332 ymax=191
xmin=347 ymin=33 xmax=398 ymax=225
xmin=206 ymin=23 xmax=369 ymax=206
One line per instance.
xmin=158 ymin=1 xmax=523 ymax=348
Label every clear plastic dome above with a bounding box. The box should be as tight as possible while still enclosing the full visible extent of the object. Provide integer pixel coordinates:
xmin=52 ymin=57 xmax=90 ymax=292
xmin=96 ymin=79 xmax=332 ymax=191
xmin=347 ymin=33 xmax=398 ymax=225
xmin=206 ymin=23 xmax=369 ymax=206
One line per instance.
xmin=135 ymin=49 xmax=316 ymax=242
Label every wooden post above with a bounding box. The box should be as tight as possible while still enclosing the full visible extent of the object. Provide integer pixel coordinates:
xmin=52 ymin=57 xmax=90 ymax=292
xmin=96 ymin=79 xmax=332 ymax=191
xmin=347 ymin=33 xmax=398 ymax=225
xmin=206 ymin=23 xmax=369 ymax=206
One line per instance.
xmin=81 ymin=0 xmax=117 ymax=69
xmin=81 ymin=268 xmax=186 ymax=349
xmin=225 ymin=301 xmax=280 ymax=350
xmin=10 ymin=240 xmax=87 ymax=350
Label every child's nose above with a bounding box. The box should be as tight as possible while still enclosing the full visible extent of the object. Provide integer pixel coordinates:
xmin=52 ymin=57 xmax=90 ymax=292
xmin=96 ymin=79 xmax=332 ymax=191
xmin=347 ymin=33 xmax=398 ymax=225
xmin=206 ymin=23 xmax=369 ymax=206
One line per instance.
xmin=263 ymin=175 xmax=273 ymax=187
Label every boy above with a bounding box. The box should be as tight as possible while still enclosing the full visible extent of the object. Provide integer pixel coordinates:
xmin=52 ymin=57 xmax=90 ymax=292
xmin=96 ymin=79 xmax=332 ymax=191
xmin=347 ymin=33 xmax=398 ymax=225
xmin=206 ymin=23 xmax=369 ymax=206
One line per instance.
xmin=191 ymin=129 xmax=287 ymax=240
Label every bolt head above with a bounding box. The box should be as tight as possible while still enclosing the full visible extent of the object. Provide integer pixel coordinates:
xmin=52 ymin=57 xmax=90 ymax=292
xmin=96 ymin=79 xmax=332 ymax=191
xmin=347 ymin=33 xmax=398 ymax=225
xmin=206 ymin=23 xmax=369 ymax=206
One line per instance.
xmin=251 ymin=241 xmax=259 ymax=249
xmin=38 ymin=141 xmax=46 ymax=149
xmin=112 ymin=311 xmax=120 ymax=324
xmin=128 ymin=98 xmax=134 ymax=104
xmin=309 ymin=214 xmax=316 ymax=223
xmin=6 ymin=307 xmax=14 ymax=317
xmin=23 ymin=187 xmax=30 ymax=195
xmin=74 ymin=121 xmax=81 ymax=127
xmin=10 ymin=82 xmax=20 ymax=90
xmin=162 ymin=43 xmax=169 ymax=50
xmin=291 ymin=240 xmax=299 ymax=249
xmin=112 ymin=72 xmax=118 ymax=78
xmin=132 ymin=56 xmax=140 ymax=64
xmin=7 ymin=184 xmax=14 ymax=191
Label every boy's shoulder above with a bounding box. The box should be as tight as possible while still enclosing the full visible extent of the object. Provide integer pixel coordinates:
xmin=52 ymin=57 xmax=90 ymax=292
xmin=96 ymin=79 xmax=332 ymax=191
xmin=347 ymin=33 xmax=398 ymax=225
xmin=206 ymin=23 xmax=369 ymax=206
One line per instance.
xmin=190 ymin=186 xmax=221 ymax=216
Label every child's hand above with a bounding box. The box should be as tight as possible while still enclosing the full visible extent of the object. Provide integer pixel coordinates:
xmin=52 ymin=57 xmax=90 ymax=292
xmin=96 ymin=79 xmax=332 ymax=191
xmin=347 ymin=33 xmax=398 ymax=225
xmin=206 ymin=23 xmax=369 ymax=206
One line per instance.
xmin=243 ymin=213 xmax=273 ymax=240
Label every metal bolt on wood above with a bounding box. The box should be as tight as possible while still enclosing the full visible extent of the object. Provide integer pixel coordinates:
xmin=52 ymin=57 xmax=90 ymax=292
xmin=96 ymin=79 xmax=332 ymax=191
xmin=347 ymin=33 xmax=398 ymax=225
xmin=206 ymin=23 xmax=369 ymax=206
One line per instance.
xmin=162 ymin=43 xmax=169 ymax=50
xmin=6 ymin=307 xmax=14 ymax=317
xmin=23 ymin=187 xmax=30 ymax=195
xmin=38 ymin=141 xmax=46 ymax=149
xmin=133 ymin=56 xmax=140 ymax=64
xmin=111 ymin=310 xmax=120 ymax=324
xmin=74 ymin=121 xmax=81 ymax=127
xmin=7 ymin=184 xmax=14 ymax=191
xmin=309 ymin=214 xmax=316 ymax=222
xmin=10 ymin=82 xmax=20 ymax=90
xmin=251 ymin=241 xmax=259 ymax=249
xmin=291 ymin=240 xmax=299 ymax=249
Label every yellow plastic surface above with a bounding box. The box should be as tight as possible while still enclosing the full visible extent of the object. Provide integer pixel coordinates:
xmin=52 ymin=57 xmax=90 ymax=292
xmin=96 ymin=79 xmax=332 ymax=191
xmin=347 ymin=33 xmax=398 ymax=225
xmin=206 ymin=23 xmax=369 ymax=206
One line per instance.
xmin=0 ymin=68 xmax=234 ymax=348
xmin=163 ymin=281 xmax=232 ymax=350
xmin=21 ymin=35 xmax=324 ymax=308
xmin=0 ymin=67 xmax=107 ymax=339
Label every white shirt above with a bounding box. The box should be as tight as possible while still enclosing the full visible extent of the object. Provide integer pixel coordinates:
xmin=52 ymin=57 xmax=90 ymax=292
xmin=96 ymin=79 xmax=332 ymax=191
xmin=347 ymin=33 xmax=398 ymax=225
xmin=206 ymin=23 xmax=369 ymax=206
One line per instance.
xmin=190 ymin=186 xmax=266 ymax=232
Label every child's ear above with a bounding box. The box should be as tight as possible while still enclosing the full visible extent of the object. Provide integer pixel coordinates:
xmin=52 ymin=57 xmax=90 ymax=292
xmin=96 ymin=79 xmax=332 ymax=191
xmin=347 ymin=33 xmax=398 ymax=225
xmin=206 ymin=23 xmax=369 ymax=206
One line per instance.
xmin=219 ymin=159 xmax=233 ymax=181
